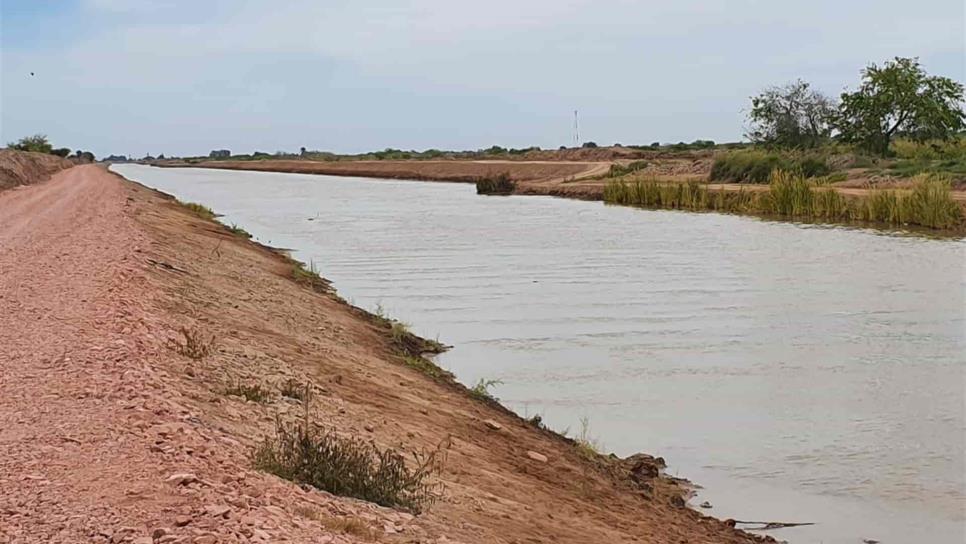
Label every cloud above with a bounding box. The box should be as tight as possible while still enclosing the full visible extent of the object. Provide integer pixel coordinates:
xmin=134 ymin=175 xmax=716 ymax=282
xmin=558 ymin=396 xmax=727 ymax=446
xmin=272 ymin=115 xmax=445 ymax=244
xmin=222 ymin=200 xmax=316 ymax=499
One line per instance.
xmin=2 ymin=0 xmax=963 ymax=156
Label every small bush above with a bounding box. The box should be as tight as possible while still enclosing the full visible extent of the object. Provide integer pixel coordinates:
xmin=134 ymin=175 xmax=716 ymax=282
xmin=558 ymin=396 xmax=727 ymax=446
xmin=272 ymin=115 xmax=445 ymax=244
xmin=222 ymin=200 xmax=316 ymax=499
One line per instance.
xmin=475 ymin=172 xmax=515 ymax=195
xmin=252 ymin=420 xmax=445 ymax=513
xmin=169 ymin=327 xmax=215 ymax=360
xmin=469 ymin=378 xmax=502 ymax=402
xmin=225 ymin=381 xmax=272 ymax=403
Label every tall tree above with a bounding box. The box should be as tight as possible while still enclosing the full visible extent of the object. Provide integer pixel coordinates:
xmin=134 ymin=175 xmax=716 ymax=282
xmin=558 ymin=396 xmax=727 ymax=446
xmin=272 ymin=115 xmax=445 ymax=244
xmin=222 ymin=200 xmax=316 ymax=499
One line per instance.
xmin=747 ymin=80 xmax=836 ymax=148
xmin=836 ymin=57 xmax=965 ymax=155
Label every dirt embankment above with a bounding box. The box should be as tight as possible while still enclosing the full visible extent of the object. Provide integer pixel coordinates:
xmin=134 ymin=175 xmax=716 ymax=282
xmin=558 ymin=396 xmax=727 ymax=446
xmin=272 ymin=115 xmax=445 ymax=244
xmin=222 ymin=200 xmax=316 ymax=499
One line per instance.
xmin=0 ymin=164 xmax=769 ymax=544
xmin=158 ymin=157 xmax=966 ymax=206
xmin=0 ymin=149 xmax=73 ymax=192
xmin=158 ymin=159 xmax=607 ymax=185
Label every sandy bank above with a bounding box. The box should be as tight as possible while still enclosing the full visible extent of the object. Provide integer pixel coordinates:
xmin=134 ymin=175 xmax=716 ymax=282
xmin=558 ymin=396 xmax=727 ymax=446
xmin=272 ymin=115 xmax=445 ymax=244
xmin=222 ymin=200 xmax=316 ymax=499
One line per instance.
xmin=0 ymin=164 xmax=768 ymax=543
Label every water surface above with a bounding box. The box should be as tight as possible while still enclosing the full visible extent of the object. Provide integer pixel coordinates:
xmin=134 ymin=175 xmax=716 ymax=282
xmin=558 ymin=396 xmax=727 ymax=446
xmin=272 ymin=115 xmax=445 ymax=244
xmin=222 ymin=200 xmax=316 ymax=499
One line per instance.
xmin=116 ymin=164 xmax=966 ymax=543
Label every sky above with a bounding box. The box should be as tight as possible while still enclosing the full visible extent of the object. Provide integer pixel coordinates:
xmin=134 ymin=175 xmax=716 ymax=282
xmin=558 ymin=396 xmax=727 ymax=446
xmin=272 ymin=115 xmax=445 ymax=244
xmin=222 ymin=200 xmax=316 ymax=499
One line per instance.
xmin=1 ymin=0 xmax=964 ymax=158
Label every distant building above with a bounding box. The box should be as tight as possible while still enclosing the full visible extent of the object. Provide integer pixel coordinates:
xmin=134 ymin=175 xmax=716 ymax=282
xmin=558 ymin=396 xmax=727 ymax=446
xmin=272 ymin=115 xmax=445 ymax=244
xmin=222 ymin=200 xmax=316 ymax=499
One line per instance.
xmin=209 ymin=149 xmax=231 ymax=158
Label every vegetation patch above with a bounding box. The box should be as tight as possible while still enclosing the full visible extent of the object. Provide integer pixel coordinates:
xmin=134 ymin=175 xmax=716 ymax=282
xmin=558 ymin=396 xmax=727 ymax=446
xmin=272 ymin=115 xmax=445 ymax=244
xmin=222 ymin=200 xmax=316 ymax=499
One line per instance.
xmin=225 ymin=381 xmax=272 ymax=403
xmin=606 ymin=160 xmax=649 ymax=178
xmin=475 ymin=172 xmax=515 ymax=195
xmin=709 ymin=150 xmax=831 ymax=183
xmin=226 ymin=223 xmax=252 ymax=239
xmin=291 ymin=260 xmax=331 ymax=293
xmin=575 ymin=416 xmax=603 ymax=461
xmin=168 ymin=327 xmax=216 ymax=360
xmin=179 ymin=201 xmax=217 ymax=220
xmin=604 ymin=172 xmax=963 ymax=230
xmin=402 ymin=356 xmax=451 ymax=379
xmin=293 ymin=507 xmax=378 ymax=540
xmin=252 ymin=420 xmax=445 ymax=513
xmin=469 ymin=378 xmax=502 ymax=403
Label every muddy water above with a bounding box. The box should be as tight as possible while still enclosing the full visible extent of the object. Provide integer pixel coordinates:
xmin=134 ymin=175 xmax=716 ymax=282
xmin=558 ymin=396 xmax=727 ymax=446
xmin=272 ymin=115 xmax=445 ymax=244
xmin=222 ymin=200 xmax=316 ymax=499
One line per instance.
xmin=116 ymin=164 xmax=966 ymax=544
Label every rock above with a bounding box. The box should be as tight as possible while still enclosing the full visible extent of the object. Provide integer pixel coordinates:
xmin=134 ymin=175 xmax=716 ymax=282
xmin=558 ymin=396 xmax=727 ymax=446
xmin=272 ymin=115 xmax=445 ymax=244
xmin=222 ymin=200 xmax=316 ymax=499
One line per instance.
xmin=526 ymin=451 xmax=548 ymax=463
xmin=133 ymin=538 xmax=153 ymax=544
xmin=165 ymin=473 xmax=198 ymax=486
xmin=251 ymin=529 xmax=270 ymax=541
xmin=862 ymin=540 xmax=880 ymax=544
xmin=669 ymin=496 xmax=686 ymax=508
xmin=174 ymin=515 xmax=191 ymax=527
xmin=364 ymin=424 xmax=375 ymax=432
xmin=483 ymin=419 xmax=502 ymax=431
xmin=205 ymin=504 xmax=231 ymax=518
xmin=192 ymin=536 xmax=217 ymax=544
xmin=151 ymin=528 xmax=168 ymax=540
xmin=699 ymin=501 xmax=712 ymax=509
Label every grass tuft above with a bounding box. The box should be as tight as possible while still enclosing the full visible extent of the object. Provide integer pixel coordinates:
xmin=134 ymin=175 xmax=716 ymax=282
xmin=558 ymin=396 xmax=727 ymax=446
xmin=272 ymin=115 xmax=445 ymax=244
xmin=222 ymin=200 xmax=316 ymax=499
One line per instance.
xmin=469 ymin=378 xmax=502 ymax=402
xmin=224 ymin=381 xmax=272 ymax=403
xmin=291 ymin=260 xmax=330 ymax=293
xmin=180 ymin=201 xmax=216 ymax=220
xmin=226 ymin=223 xmax=252 ymax=239
xmin=574 ymin=416 xmax=603 ymax=460
xmin=169 ymin=327 xmax=215 ymax=360
xmin=279 ymin=378 xmax=311 ymax=401
xmin=252 ymin=420 xmax=446 ymax=513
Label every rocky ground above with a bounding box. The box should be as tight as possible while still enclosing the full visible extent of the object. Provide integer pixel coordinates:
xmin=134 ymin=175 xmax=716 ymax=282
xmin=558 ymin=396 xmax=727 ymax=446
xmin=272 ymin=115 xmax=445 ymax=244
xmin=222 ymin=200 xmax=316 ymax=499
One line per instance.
xmin=0 ymin=163 xmax=768 ymax=544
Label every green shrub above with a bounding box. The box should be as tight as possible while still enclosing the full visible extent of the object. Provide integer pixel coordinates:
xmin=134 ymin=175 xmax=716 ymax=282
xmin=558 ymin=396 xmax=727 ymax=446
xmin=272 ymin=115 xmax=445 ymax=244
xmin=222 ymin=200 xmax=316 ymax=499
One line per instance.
xmin=475 ymin=173 xmax=515 ymax=195
xmin=710 ymin=150 xmax=831 ymax=183
xmin=252 ymin=420 xmax=444 ymax=513
xmin=606 ymin=160 xmax=649 ymax=177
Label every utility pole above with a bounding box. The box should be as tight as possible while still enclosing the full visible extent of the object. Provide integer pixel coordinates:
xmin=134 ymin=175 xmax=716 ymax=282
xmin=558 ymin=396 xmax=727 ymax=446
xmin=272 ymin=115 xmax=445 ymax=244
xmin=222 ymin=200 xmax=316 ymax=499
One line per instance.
xmin=573 ymin=110 xmax=580 ymax=147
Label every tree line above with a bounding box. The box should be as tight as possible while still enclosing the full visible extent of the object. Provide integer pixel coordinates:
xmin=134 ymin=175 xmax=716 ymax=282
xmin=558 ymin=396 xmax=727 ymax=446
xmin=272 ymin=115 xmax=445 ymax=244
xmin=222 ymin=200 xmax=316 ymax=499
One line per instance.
xmin=747 ymin=57 xmax=964 ymax=155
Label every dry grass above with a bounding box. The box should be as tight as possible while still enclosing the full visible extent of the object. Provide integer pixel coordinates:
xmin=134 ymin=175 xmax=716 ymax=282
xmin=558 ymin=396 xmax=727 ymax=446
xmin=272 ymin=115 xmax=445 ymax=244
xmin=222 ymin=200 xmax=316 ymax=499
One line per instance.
xmin=224 ymin=381 xmax=272 ymax=403
xmin=168 ymin=327 xmax=215 ymax=360
xmin=253 ymin=419 xmax=447 ymax=513
xmin=294 ymin=507 xmax=380 ymax=540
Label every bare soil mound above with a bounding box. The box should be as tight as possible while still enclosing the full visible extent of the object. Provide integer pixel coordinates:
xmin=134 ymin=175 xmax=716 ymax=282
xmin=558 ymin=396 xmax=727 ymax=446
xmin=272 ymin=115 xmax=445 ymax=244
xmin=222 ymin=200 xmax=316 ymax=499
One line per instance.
xmin=0 ymin=165 xmax=768 ymax=543
xmin=0 ymin=149 xmax=73 ymax=192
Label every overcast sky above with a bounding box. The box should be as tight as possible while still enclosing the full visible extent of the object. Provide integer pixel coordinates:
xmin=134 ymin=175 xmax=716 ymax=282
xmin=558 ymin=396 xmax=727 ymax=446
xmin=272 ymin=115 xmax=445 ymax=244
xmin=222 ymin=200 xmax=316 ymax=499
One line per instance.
xmin=1 ymin=0 xmax=963 ymax=157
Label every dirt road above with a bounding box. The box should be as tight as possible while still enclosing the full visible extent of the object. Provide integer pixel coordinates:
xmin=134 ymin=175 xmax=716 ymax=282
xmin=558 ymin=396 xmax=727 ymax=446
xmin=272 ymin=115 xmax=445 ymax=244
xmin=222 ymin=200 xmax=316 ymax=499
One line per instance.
xmin=0 ymin=164 xmax=766 ymax=543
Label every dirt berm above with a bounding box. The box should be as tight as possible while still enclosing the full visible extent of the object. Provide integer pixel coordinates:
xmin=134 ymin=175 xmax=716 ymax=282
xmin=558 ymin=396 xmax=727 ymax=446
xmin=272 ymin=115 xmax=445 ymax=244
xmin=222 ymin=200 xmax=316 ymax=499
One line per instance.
xmin=0 ymin=164 xmax=771 ymax=544
xmin=0 ymin=149 xmax=73 ymax=191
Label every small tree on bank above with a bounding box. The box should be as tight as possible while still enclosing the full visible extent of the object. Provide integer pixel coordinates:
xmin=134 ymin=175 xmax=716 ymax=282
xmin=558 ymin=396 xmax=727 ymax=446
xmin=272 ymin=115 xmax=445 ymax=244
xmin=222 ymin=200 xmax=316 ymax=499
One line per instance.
xmin=7 ymin=134 xmax=54 ymax=154
xmin=836 ymin=57 xmax=965 ymax=156
xmin=746 ymin=80 xmax=836 ymax=149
